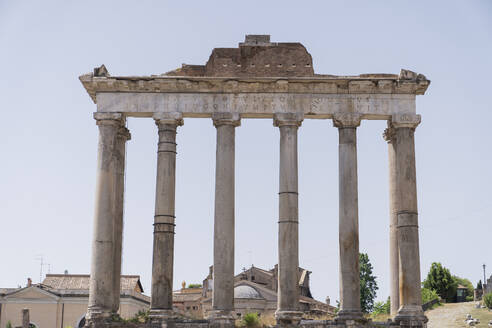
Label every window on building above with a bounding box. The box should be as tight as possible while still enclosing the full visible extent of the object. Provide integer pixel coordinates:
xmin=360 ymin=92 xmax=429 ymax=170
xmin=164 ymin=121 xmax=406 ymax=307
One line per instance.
xmin=237 ymin=313 xmax=242 ymax=317
xmin=251 ymin=276 xmax=255 ymax=281
xmin=193 ymin=306 xmax=198 ymax=310
xmin=186 ymin=306 xmax=191 ymax=310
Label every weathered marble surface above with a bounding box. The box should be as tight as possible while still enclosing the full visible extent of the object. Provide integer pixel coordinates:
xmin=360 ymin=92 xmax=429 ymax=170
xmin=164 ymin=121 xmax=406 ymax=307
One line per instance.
xmin=95 ymin=92 xmax=416 ymax=119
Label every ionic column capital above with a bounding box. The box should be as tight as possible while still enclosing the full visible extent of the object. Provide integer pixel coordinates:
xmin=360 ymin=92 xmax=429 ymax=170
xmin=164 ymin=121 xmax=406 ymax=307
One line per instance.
xmin=333 ymin=113 xmax=362 ymax=128
xmin=212 ymin=112 xmax=241 ymax=127
xmin=383 ymin=127 xmax=396 ymax=143
xmin=93 ymin=112 xmax=125 ymax=126
xmin=117 ymin=126 xmax=131 ymax=141
xmin=391 ymin=114 xmax=421 ymax=129
xmin=153 ymin=112 xmax=184 ymax=127
xmin=273 ymin=112 xmax=303 ymax=127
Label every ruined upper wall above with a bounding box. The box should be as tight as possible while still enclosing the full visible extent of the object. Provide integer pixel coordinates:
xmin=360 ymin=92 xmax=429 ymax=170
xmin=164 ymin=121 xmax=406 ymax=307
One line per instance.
xmin=166 ymin=35 xmax=314 ymax=77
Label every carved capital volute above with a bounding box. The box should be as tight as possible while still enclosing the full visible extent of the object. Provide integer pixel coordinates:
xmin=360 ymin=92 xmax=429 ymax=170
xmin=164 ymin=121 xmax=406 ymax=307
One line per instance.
xmin=117 ymin=126 xmax=131 ymax=141
xmin=391 ymin=114 xmax=421 ymax=129
xmin=383 ymin=127 xmax=396 ymax=143
xmin=212 ymin=112 xmax=241 ymax=127
xmin=94 ymin=112 xmax=124 ymax=126
xmin=333 ymin=113 xmax=362 ymax=128
xmin=153 ymin=112 xmax=184 ymax=127
xmin=273 ymin=112 xmax=303 ymax=127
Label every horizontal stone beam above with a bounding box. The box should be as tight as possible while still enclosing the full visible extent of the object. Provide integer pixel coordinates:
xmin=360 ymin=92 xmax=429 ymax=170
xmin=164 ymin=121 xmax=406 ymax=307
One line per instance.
xmin=96 ymin=93 xmax=415 ymax=119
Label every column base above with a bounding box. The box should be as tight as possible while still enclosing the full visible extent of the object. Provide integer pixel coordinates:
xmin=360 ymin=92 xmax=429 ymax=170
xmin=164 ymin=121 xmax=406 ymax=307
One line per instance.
xmin=275 ymin=310 xmax=302 ymax=325
xmin=208 ymin=310 xmax=235 ymax=328
xmin=394 ymin=305 xmax=427 ymax=327
xmin=150 ymin=308 xmax=176 ymax=319
xmin=335 ymin=309 xmax=365 ymax=323
xmin=84 ymin=306 xmax=112 ymax=328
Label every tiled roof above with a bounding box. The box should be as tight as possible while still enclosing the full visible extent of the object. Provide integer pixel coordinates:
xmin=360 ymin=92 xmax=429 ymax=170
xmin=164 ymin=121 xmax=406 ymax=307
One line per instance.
xmin=42 ymin=274 xmax=143 ymax=293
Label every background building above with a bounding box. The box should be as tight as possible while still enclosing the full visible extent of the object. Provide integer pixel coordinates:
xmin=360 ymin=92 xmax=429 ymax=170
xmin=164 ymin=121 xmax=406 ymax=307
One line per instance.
xmin=173 ymin=265 xmax=335 ymax=319
xmin=0 ymin=274 xmax=149 ymax=328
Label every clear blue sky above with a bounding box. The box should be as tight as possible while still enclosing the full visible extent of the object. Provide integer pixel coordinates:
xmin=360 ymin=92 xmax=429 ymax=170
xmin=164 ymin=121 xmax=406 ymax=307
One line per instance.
xmin=1 ymin=1 xmax=491 ymax=304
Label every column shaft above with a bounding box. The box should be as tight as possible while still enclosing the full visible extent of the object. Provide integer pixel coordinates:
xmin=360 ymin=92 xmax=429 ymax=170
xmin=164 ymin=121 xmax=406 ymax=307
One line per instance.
xmin=211 ymin=113 xmax=240 ymax=322
xmin=392 ymin=114 xmax=426 ymax=324
xmin=87 ymin=113 xmax=124 ymax=321
xmin=274 ymin=113 xmax=302 ymax=324
xmin=384 ymin=127 xmax=400 ymax=316
xmin=111 ymin=127 xmax=130 ymax=313
xmin=333 ymin=113 xmax=363 ymax=321
xmin=150 ymin=113 xmax=183 ymax=318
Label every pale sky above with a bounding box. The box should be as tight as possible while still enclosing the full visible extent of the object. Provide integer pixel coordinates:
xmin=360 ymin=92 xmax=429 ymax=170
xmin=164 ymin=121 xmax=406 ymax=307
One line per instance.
xmin=1 ymin=1 xmax=491 ymax=305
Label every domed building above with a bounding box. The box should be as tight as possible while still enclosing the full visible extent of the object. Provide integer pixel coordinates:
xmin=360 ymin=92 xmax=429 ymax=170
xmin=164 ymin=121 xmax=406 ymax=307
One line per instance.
xmin=196 ymin=265 xmax=334 ymax=319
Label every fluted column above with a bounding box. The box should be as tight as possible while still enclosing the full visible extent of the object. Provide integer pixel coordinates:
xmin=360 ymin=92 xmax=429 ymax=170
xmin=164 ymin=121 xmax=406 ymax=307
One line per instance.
xmin=383 ymin=126 xmax=400 ymax=317
xmin=210 ymin=112 xmax=240 ymax=325
xmin=274 ymin=112 xmax=303 ymax=325
xmin=150 ymin=112 xmax=183 ymax=320
xmin=333 ymin=113 xmax=364 ymax=322
xmin=87 ymin=112 xmax=125 ymax=322
xmin=111 ymin=125 xmax=131 ymax=313
xmin=391 ymin=114 xmax=427 ymax=324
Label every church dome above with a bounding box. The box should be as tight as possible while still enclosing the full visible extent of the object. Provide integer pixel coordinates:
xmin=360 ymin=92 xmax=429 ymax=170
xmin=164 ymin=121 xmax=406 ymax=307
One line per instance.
xmin=234 ymin=285 xmax=262 ymax=299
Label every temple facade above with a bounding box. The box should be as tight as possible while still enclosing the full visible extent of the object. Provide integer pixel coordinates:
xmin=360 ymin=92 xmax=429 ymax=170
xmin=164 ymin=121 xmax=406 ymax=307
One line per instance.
xmin=80 ymin=35 xmax=430 ymax=328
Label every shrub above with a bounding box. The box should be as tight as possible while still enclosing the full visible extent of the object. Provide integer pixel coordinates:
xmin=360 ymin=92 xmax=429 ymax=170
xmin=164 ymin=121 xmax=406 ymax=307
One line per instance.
xmin=6 ymin=321 xmax=12 ymax=328
xmin=421 ymin=287 xmax=439 ymax=304
xmin=372 ymin=297 xmax=391 ymax=315
xmin=187 ymin=283 xmax=202 ymax=288
xmin=484 ymin=292 xmax=492 ymax=309
xmin=242 ymin=312 xmax=259 ymax=328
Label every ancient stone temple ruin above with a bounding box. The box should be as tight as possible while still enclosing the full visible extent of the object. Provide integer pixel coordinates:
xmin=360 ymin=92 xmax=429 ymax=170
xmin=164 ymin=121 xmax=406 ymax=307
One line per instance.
xmin=79 ymin=35 xmax=430 ymax=328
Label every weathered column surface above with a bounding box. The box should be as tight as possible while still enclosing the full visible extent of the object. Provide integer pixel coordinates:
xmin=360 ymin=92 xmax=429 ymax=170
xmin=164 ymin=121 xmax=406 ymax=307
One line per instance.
xmin=210 ymin=112 xmax=240 ymax=326
xmin=111 ymin=125 xmax=131 ymax=313
xmin=384 ymin=126 xmax=400 ymax=317
xmin=150 ymin=112 xmax=183 ymax=320
xmin=87 ymin=112 xmax=125 ymax=322
xmin=333 ymin=113 xmax=364 ymax=322
xmin=274 ymin=112 xmax=303 ymax=325
xmin=392 ymin=114 xmax=427 ymax=324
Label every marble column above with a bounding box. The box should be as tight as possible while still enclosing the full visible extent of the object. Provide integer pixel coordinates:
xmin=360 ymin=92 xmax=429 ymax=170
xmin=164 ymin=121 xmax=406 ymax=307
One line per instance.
xmin=274 ymin=113 xmax=303 ymax=325
xmin=210 ymin=112 xmax=240 ymax=325
xmin=384 ymin=126 xmax=400 ymax=317
xmin=87 ymin=112 xmax=125 ymax=321
xmin=333 ymin=113 xmax=364 ymax=322
xmin=391 ymin=114 xmax=427 ymax=324
xmin=111 ymin=125 xmax=131 ymax=313
xmin=150 ymin=112 xmax=183 ymax=319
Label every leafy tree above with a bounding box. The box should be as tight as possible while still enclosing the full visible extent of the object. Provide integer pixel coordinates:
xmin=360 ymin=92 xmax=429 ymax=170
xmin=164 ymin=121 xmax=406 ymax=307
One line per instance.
xmin=6 ymin=321 xmax=12 ymax=328
xmin=484 ymin=292 xmax=492 ymax=309
xmin=359 ymin=253 xmax=378 ymax=313
xmin=423 ymin=262 xmax=457 ymax=302
xmin=477 ymin=280 xmax=483 ymax=290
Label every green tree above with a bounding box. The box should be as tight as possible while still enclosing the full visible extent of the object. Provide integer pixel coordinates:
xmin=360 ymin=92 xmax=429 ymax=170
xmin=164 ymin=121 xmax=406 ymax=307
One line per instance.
xmin=421 ymin=287 xmax=439 ymax=304
xmin=423 ymin=262 xmax=457 ymax=302
xmin=6 ymin=321 xmax=12 ymax=328
xmin=359 ymin=253 xmax=378 ymax=313
xmin=477 ymin=280 xmax=483 ymax=290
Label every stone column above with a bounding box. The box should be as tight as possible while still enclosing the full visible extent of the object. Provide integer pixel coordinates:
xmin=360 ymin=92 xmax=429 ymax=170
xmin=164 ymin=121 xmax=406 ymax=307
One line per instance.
xmin=210 ymin=112 xmax=240 ymax=326
xmin=333 ymin=113 xmax=364 ymax=322
xmin=384 ymin=126 xmax=400 ymax=317
xmin=111 ymin=126 xmax=131 ymax=313
xmin=87 ymin=112 xmax=125 ymax=322
xmin=391 ymin=114 xmax=427 ymax=324
xmin=274 ymin=113 xmax=303 ymax=325
xmin=150 ymin=112 xmax=183 ymax=320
